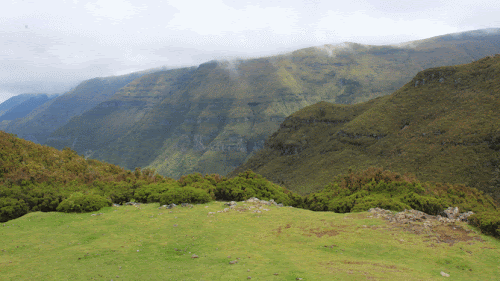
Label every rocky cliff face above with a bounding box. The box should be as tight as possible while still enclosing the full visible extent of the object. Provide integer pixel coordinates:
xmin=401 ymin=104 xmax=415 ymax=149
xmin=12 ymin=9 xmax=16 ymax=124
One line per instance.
xmin=229 ymin=55 xmax=500 ymax=203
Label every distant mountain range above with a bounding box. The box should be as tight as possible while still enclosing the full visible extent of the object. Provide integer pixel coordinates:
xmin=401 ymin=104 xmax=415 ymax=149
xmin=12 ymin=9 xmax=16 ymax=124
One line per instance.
xmin=1 ymin=28 xmax=500 ymax=184
xmin=0 ymin=93 xmax=61 ymax=123
xmin=230 ymin=54 xmax=500 ymax=203
xmin=0 ymin=66 xmax=172 ymax=144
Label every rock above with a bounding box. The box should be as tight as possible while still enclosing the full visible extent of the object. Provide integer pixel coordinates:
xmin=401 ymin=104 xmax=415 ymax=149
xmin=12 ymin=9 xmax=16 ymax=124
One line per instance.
xmin=124 ymin=202 xmax=141 ymax=206
xmin=458 ymin=211 xmax=474 ymax=222
xmin=369 ymin=206 xmax=474 ymax=225
xmin=224 ymin=201 xmax=238 ymax=207
xmin=229 ymin=260 xmax=238 ymax=264
xmin=191 ymin=254 xmax=198 ymax=258
xmin=443 ymin=207 xmax=459 ymax=219
xmin=440 ymin=271 xmax=450 ymax=277
xmin=159 ymin=202 xmax=194 ymax=210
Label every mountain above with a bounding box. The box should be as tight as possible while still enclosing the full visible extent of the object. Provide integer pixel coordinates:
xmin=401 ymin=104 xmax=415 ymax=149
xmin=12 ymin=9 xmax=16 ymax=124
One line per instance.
xmin=0 ymin=94 xmax=60 ymax=123
xmin=229 ymin=54 xmax=500 ymax=205
xmin=1 ymin=68 xmax=168 ymax=144
xmin=0 ymin=93 xmax=57 ymax=117
xmin=7 ymin=28 xmax=500 ymax=180
xmin=0 ymin=93 xmax=61 ymax=131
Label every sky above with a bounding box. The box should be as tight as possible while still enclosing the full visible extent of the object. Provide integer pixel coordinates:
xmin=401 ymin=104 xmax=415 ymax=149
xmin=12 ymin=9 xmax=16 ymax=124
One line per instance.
xmin=0 ymin=0 xmax=499 ymax=103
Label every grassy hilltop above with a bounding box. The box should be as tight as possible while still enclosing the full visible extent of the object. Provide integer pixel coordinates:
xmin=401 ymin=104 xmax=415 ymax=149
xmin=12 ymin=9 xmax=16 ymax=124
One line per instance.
xmin=2 ymin=200 xmax=499 ymax=280
xmin=1 ymin=128 xmax=500 ymax=279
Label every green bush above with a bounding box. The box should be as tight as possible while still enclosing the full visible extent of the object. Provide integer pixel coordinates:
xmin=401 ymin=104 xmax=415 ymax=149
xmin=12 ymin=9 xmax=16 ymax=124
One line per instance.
xmin=401 ymin=192 xmax=446 ymax=215
xmin=107 ymin=189 xmax=133 ymax=205
xmin=304 ymin=180 xmax=442 ymax=213
xmin=134 ymin=182 xmax=180 ymax=203
xmin=468 ymin=211 xmax=500 ymax=238
xmin=0 ymin=197 xmax=29 ymax=222
xmin=56 ymin=191 xmax=111 ymax=213
xmin=178 ymin=173 xmax=205 ymax=187
xmin=351 ymin=196 xmax=411 ymax=212
xmin=190 ymin=181 xmax=217 ymax=201
xmin=215 ymin=170 xmax=294 ymax=205
xmin=159 ymin=186 xmax=213 ymax=205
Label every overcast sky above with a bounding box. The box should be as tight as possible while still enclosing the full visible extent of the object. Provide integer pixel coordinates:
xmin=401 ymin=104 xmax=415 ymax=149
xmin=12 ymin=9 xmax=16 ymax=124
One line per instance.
xmin=1 ymin=0 xmax=499 ymax=103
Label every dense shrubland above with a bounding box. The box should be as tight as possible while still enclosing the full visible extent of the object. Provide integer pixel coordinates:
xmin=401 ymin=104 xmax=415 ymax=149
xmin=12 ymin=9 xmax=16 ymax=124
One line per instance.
xmin=0 ymin=131 xmax=498 ymax=237
xmin=1 ymin=165 xmax=499 ymax=238
xmin=301 ymin=167 xmax=500 ymax=237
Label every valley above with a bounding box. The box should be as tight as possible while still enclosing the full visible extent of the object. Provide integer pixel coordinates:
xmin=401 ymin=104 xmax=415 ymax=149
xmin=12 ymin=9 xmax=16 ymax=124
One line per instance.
xmin=1 ymin=28 xmax=500 ymax=280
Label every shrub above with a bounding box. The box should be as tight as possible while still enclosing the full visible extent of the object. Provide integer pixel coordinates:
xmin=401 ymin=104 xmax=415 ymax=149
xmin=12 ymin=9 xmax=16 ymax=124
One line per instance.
xmin=190 ymin=181 xmax=217 ymax=201
xmin=56 ymin=191 xmax=111 ymax=213
xmin=468 ymin=211 xmax=500 ymax=238
xmin=215 ymin=170 xmax=294 ymax=205
xmin=303 ymin=174 xmax=444 ymax=214
xmin=107 ymin=186 xmax=134 ymax=204
xmin=0 ymin=197 xmax=29 ymax=222
xmin=134 ymin=182 xmax=180 ymax=203
xmin=159 ymin=186 xmax=212 ymax=205
xmin=401 ymin=192 xmax=447 ymax=215
xmin=178 ymin=173 xmax=205 ymax=187
xmin=351 ymin=196 xmax=411 ymax=213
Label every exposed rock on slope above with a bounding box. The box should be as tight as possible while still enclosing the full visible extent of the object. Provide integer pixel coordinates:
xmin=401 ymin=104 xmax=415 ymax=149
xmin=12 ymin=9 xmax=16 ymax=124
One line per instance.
xmin=229 ymin=55 xmax=500 ymax=202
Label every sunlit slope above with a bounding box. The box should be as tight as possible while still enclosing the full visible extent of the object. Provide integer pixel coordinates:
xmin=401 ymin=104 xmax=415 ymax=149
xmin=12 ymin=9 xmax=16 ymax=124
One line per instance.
xmin=44 ymin=29 xmax=500 ymax=179
xmin=230 ymin=54 xmax=500 ymax=202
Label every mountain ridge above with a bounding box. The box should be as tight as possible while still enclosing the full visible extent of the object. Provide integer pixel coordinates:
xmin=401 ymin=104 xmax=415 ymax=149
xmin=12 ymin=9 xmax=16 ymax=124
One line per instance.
xmin=2 ymin=28 xmax=500 ymax=181
xmin=229 ymin=54 xmax=500 ymax=204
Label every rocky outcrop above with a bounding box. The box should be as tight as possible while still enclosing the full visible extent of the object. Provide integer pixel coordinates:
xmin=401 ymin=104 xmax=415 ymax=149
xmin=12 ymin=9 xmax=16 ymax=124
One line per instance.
xmin=368 ymin=206 xmax=475 ymax=225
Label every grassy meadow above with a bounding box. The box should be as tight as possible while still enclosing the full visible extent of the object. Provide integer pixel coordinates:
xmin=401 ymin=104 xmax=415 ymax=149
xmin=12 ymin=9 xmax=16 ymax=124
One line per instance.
xmin=1 ymin=200 xmax=499 ymax=280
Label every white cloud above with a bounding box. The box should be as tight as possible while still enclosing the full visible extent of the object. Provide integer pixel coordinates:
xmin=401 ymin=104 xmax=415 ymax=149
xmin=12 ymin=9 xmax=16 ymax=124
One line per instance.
xmin=84 ymin=0 xmax=145 ymax=23
xmin=311 ymin=10 xmax=459 ymax=45
xmin=0 ymin=0 xmax=499 ymax=95
xmin=165 ymin=0 xmax=301 ymax=36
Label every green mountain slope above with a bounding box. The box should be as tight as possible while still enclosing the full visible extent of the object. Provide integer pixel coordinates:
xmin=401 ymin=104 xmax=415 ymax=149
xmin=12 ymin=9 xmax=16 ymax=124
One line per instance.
xmin=0 ymin=94 xmax=57 ymax=123
xmin=2 ymin=71 xmax=155 ymax=144
xmin=229 ymin=54 xmax=500 ymax=204
xmin=0 ymin=93 xmax=45 ymax=116
xmin=37 ymin=29 xmax=500 ymax=179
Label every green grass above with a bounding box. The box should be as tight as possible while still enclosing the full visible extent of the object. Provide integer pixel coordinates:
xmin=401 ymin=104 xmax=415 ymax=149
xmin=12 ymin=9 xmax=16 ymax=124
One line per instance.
xmin=1 ymin=201 xmax=499 ymax=280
